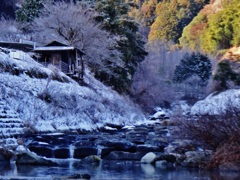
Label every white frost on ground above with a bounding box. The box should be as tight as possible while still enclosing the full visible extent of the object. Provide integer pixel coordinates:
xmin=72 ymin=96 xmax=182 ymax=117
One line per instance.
xmin=191 ymin=89 xmax=240 ymax=115
xmin=0 ymin=50 xmax=146 ymax=134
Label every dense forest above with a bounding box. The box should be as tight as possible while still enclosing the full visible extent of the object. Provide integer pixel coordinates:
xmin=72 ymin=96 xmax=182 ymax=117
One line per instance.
xmin=0 ymin=0 xmax=240 ymax=112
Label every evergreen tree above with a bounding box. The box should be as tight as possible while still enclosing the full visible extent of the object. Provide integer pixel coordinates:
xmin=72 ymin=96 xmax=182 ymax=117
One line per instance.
xmin=173 ymin=52 xmax=212 ymax=86
xmin=16 ymin=0 xmax=43 ymax=23
xmin=214 ymin=61 xmax=240 ymax=90
xmin=94 ymin=0 xmax=147 ymax=93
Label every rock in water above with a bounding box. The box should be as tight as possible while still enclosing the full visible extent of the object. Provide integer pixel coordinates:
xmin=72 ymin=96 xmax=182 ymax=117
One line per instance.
xmin=0 ymin=148 xmax=14 ymax=161
xmin=82 ymin=155 xmax=101 ymax=163
xmin=141 ymin=152 xmax=156 ymax=164
xmin=16 ymin=151 xmax=57 ymax=166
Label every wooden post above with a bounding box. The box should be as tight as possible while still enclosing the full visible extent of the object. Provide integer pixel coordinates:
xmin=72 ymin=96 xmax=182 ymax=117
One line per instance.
xmin=80 ymin=53 xmax=84 ymax=80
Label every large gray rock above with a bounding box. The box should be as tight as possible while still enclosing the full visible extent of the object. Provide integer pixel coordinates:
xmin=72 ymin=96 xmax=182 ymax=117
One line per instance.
xmin=16 ymin=151 xmax=57 ymax=166
xmin=73 ymin=155 xmax=101 ymax=168
xmin=141 ymin=152 xmax=156 ymax=164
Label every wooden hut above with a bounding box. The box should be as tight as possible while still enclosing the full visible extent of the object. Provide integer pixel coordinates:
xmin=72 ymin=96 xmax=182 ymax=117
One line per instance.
xmin=34 ymin=41 xmax=84 ymax=76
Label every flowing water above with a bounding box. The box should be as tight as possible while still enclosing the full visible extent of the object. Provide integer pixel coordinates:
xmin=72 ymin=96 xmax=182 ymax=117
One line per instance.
xmin=1 ymin=160 xmax=240 ymax=180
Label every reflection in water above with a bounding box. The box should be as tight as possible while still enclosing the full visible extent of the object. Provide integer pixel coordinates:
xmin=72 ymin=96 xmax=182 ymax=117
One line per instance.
xmin=141 ymin=164 xmax=155 ymax=175
xmin=0 ymin=160 xmax=240 ymax=180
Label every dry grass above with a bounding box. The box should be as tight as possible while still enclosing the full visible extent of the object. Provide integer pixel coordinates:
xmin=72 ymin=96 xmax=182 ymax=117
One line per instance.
xmin=208 ymin=138 xmax=240 ymax=169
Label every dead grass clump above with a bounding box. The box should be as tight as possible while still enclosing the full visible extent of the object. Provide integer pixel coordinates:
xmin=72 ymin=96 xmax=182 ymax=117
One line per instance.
xmin=208 ymin=137 xmax=240 ymax=170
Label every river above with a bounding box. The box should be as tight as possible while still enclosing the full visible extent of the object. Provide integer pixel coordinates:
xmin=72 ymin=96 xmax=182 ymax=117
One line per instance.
xmin=1 ymin=160 xmax=239 ymax=180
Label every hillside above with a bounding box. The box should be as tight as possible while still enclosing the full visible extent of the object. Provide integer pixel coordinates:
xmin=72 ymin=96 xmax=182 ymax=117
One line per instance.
xmin=180 ymin=0 xmax=240 ymax=55
xmin=0 ymin=49 xmax=146 ymax=134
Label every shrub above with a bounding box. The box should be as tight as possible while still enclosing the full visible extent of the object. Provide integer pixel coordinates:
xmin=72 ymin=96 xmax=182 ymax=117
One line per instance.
xmin=175 ymin=115 xmax=240 ymax=150
xmin=174 ymin=109 xmax=240 ymax=169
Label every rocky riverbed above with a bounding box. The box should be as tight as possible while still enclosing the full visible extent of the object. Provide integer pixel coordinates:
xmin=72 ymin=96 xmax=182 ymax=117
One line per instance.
xmin=1 ymin=120 xmax=212 ymax=168
xmin=1 ymin=119 xmax=240 ymax=179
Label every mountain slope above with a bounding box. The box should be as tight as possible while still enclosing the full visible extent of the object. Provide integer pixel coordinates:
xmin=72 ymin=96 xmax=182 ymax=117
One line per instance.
xmin=0 ymin=49 xmax=146 ymax=133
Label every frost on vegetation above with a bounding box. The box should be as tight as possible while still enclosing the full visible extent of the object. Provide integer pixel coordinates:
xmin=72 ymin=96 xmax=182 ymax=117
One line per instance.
xmin=0 ymin=50 xmax=72 ymax=83
xmin=168 ymin=101 xmax=191 ymax=117
xmin=0 ymin=52 xmax=146 ymax=133
xmin=191 ymin=89 xmax=240 ymax=115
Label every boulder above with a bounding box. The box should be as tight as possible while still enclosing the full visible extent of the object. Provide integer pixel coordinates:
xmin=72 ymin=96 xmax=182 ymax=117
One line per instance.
xmin=141 ymin=152 xmax=157 ymax=164
xmin=73 ymin=155 xmax=101 ymax=168
xmin=104 ymin=151 xmax=145 ymax=161
xmin=164 ymin=140 xmax=197 ymax=154
xmin=16 ymin=151 xmax=58 ymax=166
xmin=16 ymin=145 xmax=27 ymax=154
xmin=127 ymin=136 xmax=146 ymax=145
xmin=74 ymin=147 xmax=98 ymax=159
xmin=54 ymin=148 xmax=70 ymax=159
xmin=81 ymin=155 xmax=101 ymax=164
xmin=104 ymin=123 xmax=124 ymax=130
xmin=149 ymin=107 xmax=169 ymax=120
xmin=100 ymin=147 xmax=114 ymax=158
xmin=99 ymin=140 xmax=136 ymax=152
xmin=28 ymin=145 xmax=53 ymax=158
xmin=154 ymin=154 xmax=177 ymax=163
xmin=181 ymin=150 xmax=212 ymax=167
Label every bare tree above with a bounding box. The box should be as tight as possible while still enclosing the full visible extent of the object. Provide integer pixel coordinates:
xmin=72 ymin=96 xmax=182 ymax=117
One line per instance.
xmin=31 ymin=1 xmax=123 ymax=78
xmin=0 ymin=18 xmax=22 ymax=41
xmin=131 ymin=42 xmax=186 ymax=112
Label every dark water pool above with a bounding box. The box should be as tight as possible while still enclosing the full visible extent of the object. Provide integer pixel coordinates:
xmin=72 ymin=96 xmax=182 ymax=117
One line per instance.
xmin=1 ymin=160 xmax=240 ymax=180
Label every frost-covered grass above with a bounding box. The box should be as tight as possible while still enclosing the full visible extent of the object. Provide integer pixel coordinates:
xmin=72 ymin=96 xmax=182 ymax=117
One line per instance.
xmin=0 ymin=50 xmax=146 ymax=133
xmin=0 ymin=49 xmax=71 ymax=82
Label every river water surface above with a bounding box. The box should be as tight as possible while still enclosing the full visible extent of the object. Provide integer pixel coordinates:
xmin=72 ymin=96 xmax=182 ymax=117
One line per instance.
xmin=1 ymin=160 xmax=239 ymax=180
